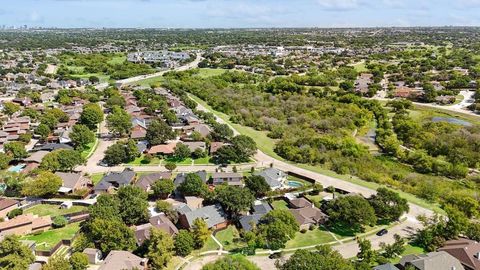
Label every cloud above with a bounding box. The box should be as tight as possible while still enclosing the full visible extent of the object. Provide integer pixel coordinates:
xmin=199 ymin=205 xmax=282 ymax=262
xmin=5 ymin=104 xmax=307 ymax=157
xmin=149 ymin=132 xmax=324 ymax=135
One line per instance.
xmin=315 ymin=0 xmax=363 ymax=11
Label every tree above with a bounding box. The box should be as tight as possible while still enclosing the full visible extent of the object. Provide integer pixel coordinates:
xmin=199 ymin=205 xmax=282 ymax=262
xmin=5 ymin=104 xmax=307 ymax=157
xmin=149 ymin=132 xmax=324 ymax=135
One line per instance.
xmin=88 ymin=75 xmax=99 ymax=84
xmin=192 ymin=218 xmax=210 ymax=248
xmin=0 ymin=235 xmax=35 ymax=270
xmin=443 ymin=193 xmax=479 ymax=218
xmin=22 ymin=171 xmax=62 ymax=197
xmin=117 ymin=185 xmax=149 ymax=225
xmin=70 ymin=252 xmax=89 ymax=270
xmin=87 ymin=218 xmax=136 ymax=254
xmin=2 ymin=102 xmax=20 ymax=116
xmin=70 ymin=124 xmax=95 ymax=150
xmin=89 ymin=194 xmax=120 ymax=220
xmin=80 ymin=103 xmax=104 ymax=130
xmin=245 ymin=175 xmax=270 ymax=197
xmin=155 ymin=200 xmax=179 ymax=223
xmin=0 ymin=153 xmax=12 ymax=170
xmin=277 ymin=246 xmax=354 ymax=270
xmin=40 ymin=113 xmax=58 ymax=129
xmin=174 ymin=143 xmax=191 ymax=160
xmin=325 ymin=195 xmax=377 ymax=232
xmin=174 ymin=230 xmax=195 ymax=256
xmin=369 ymin=188 xmax=409 ymax=223
xmin=40 ymin=149 xmax=85 ymax=172
xmin=103 ymin=143 xmax=126 ymax=165
xmin=178 ymin=173 xmax=208 ymax=197
xmin=356 ymin=238 xmax=378 ymax=266
xmin=380 ymin=234 xmax=406 ymax=259
xmin=4 ymin=142 xmax=27 ymax=160
xmin=257 ymin=209 xmax=299 ymax=250
xmin=146 ymin=119 xmax=176 ymax=145
xmin=231 ymin=135 xmax=257 ymax=161
xmin=42 ymin=255 xmax=72 ymax=270
xmin=145 ymin=228 xmax=175 ymax=269
xmin=202 ymin=255 xmax=260 ymax=270
xmin=212 ymin=123 xmax=234 ymax=141
xmin=106 ymin=106 xmax=132 ymax=137
xmin=165 ymin=162 xmax=177 ymax=171
xmin=152 ymin=179 xmax=175 ymax=199
xmin=215 ymin=185 xmax=255 ymax=216
xmin=35 ymin=123 xmax=51 ymax=140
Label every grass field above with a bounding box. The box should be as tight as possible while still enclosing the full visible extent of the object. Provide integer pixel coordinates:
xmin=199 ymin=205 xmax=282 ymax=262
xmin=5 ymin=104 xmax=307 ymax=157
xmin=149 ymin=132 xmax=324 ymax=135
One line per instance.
xmin=195 ymin=68 xmax=228 ymax=78
xmin=127 ymin=155 xmax=162 ymax=165
xmin=24 ymin=204 xmax=87 ymax=218
xmin=215 ymin=226 xmax=245 ymax=251
xmin=285 ymin=228 xmax=336 ymax=249
xmin=21 ymin=223 xmax=80 ymax=251
xmin=70 ymin=73 xmax=110 ymax=83
xmin=271 ymin=199 xmax=289 ymax=210
xmin=351 ymin=61 xmax=368 ymax=72
xmin=107 ymin=55 xmax=127 ymax=65
xmin=189 ymin=94 xmax=444 ymax=213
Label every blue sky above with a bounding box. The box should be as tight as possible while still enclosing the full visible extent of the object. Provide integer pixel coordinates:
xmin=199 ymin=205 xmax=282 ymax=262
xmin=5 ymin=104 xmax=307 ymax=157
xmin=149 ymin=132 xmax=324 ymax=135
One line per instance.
xmin=1 ymin=0 xmax=480 ymax=28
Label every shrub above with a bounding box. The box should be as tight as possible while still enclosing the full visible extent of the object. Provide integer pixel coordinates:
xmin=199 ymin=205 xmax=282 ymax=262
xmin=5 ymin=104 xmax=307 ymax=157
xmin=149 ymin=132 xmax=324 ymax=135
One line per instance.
xmin=300 ymin=228 xmax=307 ymax=234
xmin=7 ymin=208 xmax=23 ymax=219
xmin=53 ymin=216 xmax=68 ymax=228
xmin=309 ymin=224 xmax=317 ymax=231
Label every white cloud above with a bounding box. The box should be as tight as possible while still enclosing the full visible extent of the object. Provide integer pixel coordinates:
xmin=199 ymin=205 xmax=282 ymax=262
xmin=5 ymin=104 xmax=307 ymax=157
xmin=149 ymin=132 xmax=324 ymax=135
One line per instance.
xmin=315 ymin=0 xmax=363 ymax=11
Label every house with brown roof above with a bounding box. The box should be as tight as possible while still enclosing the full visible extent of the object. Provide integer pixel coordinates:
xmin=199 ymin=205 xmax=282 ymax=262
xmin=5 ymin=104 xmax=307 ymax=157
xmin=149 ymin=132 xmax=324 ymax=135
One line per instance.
xmin=0 ymin=214 xmax=52 ymax=236
xmin=289 ymin=207 xmax=328 ymax=230
xmin=439 ymin=238 xmax=480 ymax=270
xmin=135 ymin=172 xmax=172 ymax=192
xmin=288 ymin=197 xmax=312 ymax=209
xmin=98 ymin=250 xmax=148 ymax=270
xmin=148 ymin=142 xmax=177 ymax=156
xmin=182 ymin=141 xmax=206 ymax=152
xmin=210 ymin=142 xmax=225 ymax=154
xmin=0 ymin=198 xmax=19 ymax=218
xmin=212 ymin=172 xmax=243 ymax=187
xmin=134 ymin=214 xmax=179 ymax=245
xmin=55 ymin=172 xmax=92 ymax=194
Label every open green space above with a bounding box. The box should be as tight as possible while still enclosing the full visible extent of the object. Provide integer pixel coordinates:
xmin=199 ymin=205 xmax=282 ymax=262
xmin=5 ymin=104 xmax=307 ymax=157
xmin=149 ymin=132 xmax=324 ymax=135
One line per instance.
xmin=134 ymin=75 xmax=165 ymax=87
xmin=189 ymin=94 xmax=444 ymax=213
xmin=195 ymin=68 xmax=228 ymax=78
xmin=215 ymin=226 xmax=245 ymax=251
xmin=351 ymin=61 xmax=368 ymax=72
xmin=126 ymin=155 xmax=162 ymax=165
xmin=271 ymin=199 xmax=289 ymax=210
xmin=24 ymin=204 xmax=87 ymax=218
xmin=107 ymin=55 xmax=127 ymax=65
xmin=285 ymin=228 xmax=336 ymax=249
xmin=21 ymin=223 xmax=81 ymax=251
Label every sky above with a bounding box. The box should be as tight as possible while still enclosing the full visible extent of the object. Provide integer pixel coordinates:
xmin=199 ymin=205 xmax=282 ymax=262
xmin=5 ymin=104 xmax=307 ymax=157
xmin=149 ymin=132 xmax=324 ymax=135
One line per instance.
xmin=1 ymin=0 xmax=480 ymax=28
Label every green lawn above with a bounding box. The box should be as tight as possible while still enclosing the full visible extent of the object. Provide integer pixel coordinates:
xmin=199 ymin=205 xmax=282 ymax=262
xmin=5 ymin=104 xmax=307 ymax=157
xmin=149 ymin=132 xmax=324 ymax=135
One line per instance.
xmin=21 ymin=223 xmax=80 ymax=251
xmin=188 ymin=94 xmax=444 ymax=213
xmin=70 ymin=73 xmax=110 ymax=83
xmin=193 ymin=156 xmax=214 ymax=165
xmin=195 ymin=68 xmax=228 ymax=78
xmin=24 ymin=204 xmax=87 ymax=218
xmin=306 ymin=194 xmax=323 ymax=204
xmin=271 ymin=200 xmax=289 ymax=210
xmin=215 ymin=226 xmax=245 ymax=251
xmin=80 ymin=139 xmax=98 ymax=159
xmin=351 ymin=61 xmax=368 ymax=72
xmin=390 ymin=244 xmax=425 ymax=263
xmin=134 ymin=75 xmax=165 ymax=87
xmin=165 ymin=157 xmax=193 ymax=165
xmin=107 ymin=55 xmax=127 ymax=65
xmin=198 ymin=235 xmax=220 ymax=253
xmin=126 ymin=155 xmax=162 ymax=165
xmin=90 ymin=173 xmax=104 ymax=185
xmin=285 ymin=228 xmax=336 ymax=249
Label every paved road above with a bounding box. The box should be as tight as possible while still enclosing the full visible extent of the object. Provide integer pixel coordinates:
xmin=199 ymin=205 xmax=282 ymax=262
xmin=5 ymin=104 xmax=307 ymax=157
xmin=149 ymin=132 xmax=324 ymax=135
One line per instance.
xmin=116 ymin=54 xmax=202 ymax=85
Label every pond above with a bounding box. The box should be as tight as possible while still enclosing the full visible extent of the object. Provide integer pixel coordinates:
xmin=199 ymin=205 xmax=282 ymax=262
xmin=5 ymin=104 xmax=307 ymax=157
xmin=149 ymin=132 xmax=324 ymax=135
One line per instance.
xmin=431 ymin=117 xmax=472 ymax=127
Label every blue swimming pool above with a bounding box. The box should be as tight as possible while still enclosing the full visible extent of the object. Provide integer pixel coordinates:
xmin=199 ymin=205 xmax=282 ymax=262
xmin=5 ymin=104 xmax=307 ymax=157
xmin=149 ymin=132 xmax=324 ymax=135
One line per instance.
xmin=287 ymin=181 xmax=303 ymax=188
xmin=8 ymin=164 xmax=25 ymax=173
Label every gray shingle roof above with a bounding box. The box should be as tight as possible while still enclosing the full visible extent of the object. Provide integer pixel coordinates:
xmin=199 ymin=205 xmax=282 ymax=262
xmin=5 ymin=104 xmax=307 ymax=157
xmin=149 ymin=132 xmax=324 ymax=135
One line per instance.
xmin=253 ymin=168 xmax=286 ymax=188
xmin=183 ymin=204 xmax=227 ymax=228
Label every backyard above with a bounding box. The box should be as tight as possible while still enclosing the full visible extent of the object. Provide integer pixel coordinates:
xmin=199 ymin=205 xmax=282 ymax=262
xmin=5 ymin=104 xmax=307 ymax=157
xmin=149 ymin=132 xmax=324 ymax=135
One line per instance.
xmin=24 ymin=204 xmax=87 ymax=218
xmin=21 ymin=222 xmax=81 ymax=251
xmin=285 ymin=228 xmax=336 ymax=249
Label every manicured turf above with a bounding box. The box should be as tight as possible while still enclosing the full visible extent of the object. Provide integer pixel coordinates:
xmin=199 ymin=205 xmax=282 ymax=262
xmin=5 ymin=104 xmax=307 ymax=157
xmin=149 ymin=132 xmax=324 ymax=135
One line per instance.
xmin=215 ymin=226 xmax=245 ymax=251
xmin=134 ymin=75 xmax=165 ymax=87
xmin=285 ymin=228 xmax=336 ymax=249
xmin=21 ymin=223 xmax=80 ymax=251
xmin=24 ymin=204 xmax=87 ymax=218
xmin=193 ymin=156 xmax=214 ymax=165
xmin=198 ymin=235 xmax=220 ymax=253
xmin=70 ymin=73 xmax=110 ymax=83
xmin=127 ymin=155 xmax=162 ymax=165
xmin=80 ymin=139 xmax=98 ymax=159
xmin=390 ymin=244 xmax=425 ymax=263
xmin=90 ymin=173 xmax=104 ymax=185
xmin=351 ymin=61 xmax=368 ymax=72
xmin=305 ymin=194 xmax=323 ymax=204
xmin=195 ymin=68 xmax=228 ymax=78
xmin=271 ymin=200 xmax=289 ymax=210
xmin=107 ymin=55 xmax=127 ymax=65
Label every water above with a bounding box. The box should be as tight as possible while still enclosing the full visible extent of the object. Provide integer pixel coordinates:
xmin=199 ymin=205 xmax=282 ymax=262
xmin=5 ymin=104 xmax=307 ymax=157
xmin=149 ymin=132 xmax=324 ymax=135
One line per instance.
xmin=8 ymin=164 xmax=25 ymax=173
xmin=287 ymin=181 xmax=303 ymax=187
xmin=431 ymin=117 xmax=472 ymax=127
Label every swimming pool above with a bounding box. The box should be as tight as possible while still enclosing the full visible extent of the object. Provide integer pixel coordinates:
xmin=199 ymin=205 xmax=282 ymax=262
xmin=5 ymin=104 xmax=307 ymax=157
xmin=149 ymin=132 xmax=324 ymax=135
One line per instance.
xmin=287 ymin=181 xmax=303 ymax=188
xmin=8 ymin=164 xmax=25 ymax=173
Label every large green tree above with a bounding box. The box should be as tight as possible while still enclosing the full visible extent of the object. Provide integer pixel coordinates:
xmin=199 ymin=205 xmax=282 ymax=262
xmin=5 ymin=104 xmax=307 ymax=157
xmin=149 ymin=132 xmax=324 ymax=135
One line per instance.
xmin=326 ymin=195 xmax=377 ymax=232
xmin=70 ymin=124 xmax=95 ymax=150
xmin=215 ymin=185 xmax=255 ymax=216
xmin=0 ymin=235 xmax=35 ymax=270
xmin=277 ymin=246 xmax=354 ymax=270
xmin=117 ymin=185 xmax=149 ymax=225
xmin=369 ymin=187 xmax=409 ymax=223
xmin=79 ymin=103 xmax=104 ymax=130
xmin=145 ymin=228 xmax=175 ymax=269
xmin=3 ymin=142 xmax=27 ymax=160
xmin=145 ymin=119 xmax=176 ymax=145
xmin=178 ymin=173 xmax=208 ymax=197
xmin=202 ymin=255 xmax=260 ymax=270
xmin=245 ymin=175 xmax=270 ymax=197
xmin=106 ymin=106 xmax=132 ymax=137
xmin=22 ymin=171 xmax=62 ymax=197
xmin=257 ymin=209 xmax=299 ymax=250
xmin=87 ymin=218 xmax=136 ymax=254
xmin=152 ymin=179 xmax=175 ymax=199
xmin=174 ymin=230 xmax=195 ymax=257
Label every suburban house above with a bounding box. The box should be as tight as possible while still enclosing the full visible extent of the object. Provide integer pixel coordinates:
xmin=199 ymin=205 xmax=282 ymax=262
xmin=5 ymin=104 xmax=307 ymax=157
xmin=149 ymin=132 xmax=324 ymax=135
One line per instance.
xmin=253 ymin=168 xmax=287 ymax=190
xmin=135 ymin=172 xmax=172 ymax=192
xmin=289 ymin=207 xmax=328 ymax=230
xmin=83 ymin=248 xmax=102 ymax=265
xmin=0 ymin=214 xmax=52 ymax=236
xmin=184 ymin=196 xmax=204 ymax=210
xmin=0 ymin=198 xmax=19 ymax=218
xmin=147 ymin=142 xmax=177 ymax=156
xmin=55 ymin=172 xmax=92 ymax=194
xmin=174 ymin=171 xmax=208 ymax=187
xmin=288 ymin=197 xmax=313 ymax=209
xmin=439 ymin=238 xmax=480 ymax=270
xmin=373 ymin=263 xmax=400 ymax=270
xmin=134 ymin=214 xmax=179 ymax=245
xmin=212 ymin=172 xmax=243 ymax=187
xmin=98 ymin=250 xmax=148 ymax=270
xmin=239 ymin=201 xmax=272 ymax=232
xmin=94 ymin=169 xmax=136 ymax=194
xmin=178 ymin=204 xmax=228 ymax=230
xmin=209 ymin=142 xmax=226 ymax=154
xmin=182 ymin=141 xmax=206 ymax=152
xmin=398 ymin=251 xmax=465 ymax=270
xmin=131 ymin=118 xmax=148 ymax=140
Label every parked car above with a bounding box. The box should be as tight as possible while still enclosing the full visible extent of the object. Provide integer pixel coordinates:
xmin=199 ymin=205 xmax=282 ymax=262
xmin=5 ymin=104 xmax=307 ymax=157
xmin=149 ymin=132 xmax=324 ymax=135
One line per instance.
xmin=376 ymin=229 xmax=388 ymax=236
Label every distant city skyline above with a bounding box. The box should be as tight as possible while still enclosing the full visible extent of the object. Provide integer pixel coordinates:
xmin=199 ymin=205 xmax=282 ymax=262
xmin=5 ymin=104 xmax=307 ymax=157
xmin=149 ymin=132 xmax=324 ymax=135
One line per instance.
xmin=1 ymin=0 xmax=480 ymax=28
